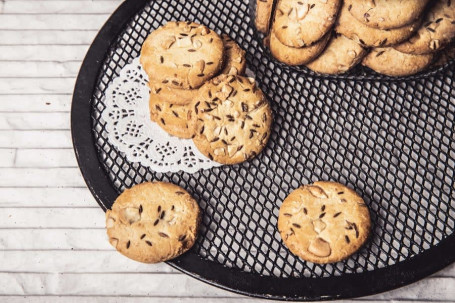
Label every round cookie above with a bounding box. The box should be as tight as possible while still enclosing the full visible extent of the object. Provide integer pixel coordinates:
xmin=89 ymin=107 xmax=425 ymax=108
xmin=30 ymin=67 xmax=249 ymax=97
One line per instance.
xmin=273 ymin=0 xmax=341 ymax=47
xmin=148 ymin=80 xmax=198 ymax=106
xmin=336 ymin=4 xmax=421 ymax=48
xmin=255 ymin=0 xmax=275 ymax=33
xmin=362 ymin=47 xmax=434 ymax=77
xmin=269 ymin=30 xmax=330 ymax=65
xmin=394 ymin=0 xmax=455 ymax=55
xmin=220 ymin=34 xmax=247 ymax=76
xmin=306 ymin=33 xmax=367 ymax=74
xmin=106 ymin=182 xmax=200 ymax=264
xmin=191 ymin=74 xmax=272 ymax=165
xmin=278 ymin=181 xmax=371 ymax=264
xmin=149 ymin=92 xmax=195 ymax=139
xmin=141 ymin=21 xmax=225 ymax=89
xmin=345 ymin=0 xmax=430 ymax=30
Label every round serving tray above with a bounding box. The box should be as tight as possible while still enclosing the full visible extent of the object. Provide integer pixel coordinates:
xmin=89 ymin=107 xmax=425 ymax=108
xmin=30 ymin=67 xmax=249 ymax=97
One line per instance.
xmin=71 ymin=0 xmax=455 ymax=300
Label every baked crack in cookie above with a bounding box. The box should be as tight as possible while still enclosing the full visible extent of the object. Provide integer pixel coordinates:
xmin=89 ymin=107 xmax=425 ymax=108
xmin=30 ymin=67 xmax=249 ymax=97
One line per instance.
xmin=106 ymin=182 xmax=200 ymax=263
xmin=191 ymin=75 xmax=273 ymax=164
xmin=273 ymin=0 xmax=341 ymax=47
xmin=141 ymin=21 xmax=225 ymax=89
xmin=278 ymin=181 xmax=371 ymax=264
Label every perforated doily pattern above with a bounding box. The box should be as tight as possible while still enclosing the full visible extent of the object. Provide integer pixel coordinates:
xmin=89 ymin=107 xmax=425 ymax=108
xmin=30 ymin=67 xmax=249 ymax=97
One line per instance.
xmin=91 ymin=0 xmax=455 ymax=278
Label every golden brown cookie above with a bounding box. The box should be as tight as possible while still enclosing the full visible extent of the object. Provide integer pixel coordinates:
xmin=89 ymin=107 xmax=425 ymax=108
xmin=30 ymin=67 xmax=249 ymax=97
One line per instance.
xmin=278 ymin=181 xmax=371 ymax=264
xmin=106 ymin=182 xmax=201 ymax=264
xmin=394 ymin=0 xmax=455 ymax=55
xmin=345 ymin=0 xmax=430 ymax=30
xmin=148 ymin=80 xmax=198 ymax=106
xmin=191 ymin=75 xmax=272 ymax=165
xmin=149 ymin=92 xmax=195 ymax=139
xmin=272 ymin=0 xmax=341 ymax=47
xmin=362 ymin=47 xmax=434 ymax=76
xmin=269 ymin=30 xmax=330 ymax=65
xmin=220 ymin=34 xmax=247 ymax=75
xmin=306 ymin=33 xmax=367 ymax=74
xmin=141 ymin=21 xmax=225 ymax=89
xmin=335 ymin=4 xmax=421 ymax=48
xmin=255 ymin=0 xmax=276 ymax=33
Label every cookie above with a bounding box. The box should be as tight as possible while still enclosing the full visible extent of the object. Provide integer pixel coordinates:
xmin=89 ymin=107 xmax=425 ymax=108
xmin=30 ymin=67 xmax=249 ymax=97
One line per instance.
xmin=336 ymin=4 xmax=421 ymax=48
xmin=106 ymin=182 xmax=201 ymax=264
xmin=220 ymin=35 xmax=247 ymax=76
xmin=149 ymin=92 xmax=195 ymax=139
xmin=345 ymin=0 xmax=430 ymax=30
xmin=148 ymin=80 xmax=198 ymax=106
xmin=362 ymin=47 xmax=434 ymax=76
xmin=141 ymin=21 xmax=225 ymax=89
xmin=255 ymin=0 xmax=276 ymax=33
xmin=191 ymin=74 xmax=272 ymax=165
xmin=306 ymin=33 xmax=367 ymax=74
xmin=278 ymin=181 xmax=371 ymax=264
xmin=269 ymin=30 xmax=330 ymax=65
xmin=272 ymin=0 xmax=341 ymax=47
xmin=394 ymin=0 xmax=455 ymax=55
xmin=433 ymin=43 xmax=455 ymax=67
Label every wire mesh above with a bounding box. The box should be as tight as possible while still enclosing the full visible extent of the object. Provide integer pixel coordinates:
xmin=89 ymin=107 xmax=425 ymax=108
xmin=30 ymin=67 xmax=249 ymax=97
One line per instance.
xmin=91 ymin=0 xmax=455 ymax=279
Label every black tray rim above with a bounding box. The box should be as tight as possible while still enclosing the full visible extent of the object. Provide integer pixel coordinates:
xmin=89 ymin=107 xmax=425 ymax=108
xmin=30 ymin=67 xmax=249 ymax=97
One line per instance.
xmin=71 ymin=0 xmax=455 ymax=300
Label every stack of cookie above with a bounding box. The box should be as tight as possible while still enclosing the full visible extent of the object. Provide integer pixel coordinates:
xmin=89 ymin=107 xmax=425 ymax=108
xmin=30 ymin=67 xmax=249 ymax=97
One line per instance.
xmin=256 ymin=0 xmax=455 ymax=76
xmin=140 ymin=22 xmax=273 ymax=165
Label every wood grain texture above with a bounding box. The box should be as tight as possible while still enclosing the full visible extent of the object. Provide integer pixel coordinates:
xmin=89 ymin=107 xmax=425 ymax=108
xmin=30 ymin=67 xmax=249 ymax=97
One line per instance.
xmin=0 ymin=0 xmax=453 ymax=302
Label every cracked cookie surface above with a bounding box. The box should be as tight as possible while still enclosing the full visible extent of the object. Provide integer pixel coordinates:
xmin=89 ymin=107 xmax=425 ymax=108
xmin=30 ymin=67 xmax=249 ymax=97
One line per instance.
xmin=278 ymin=181 xmax=371 ymax=264
xmin=140 ymin=21 xmax=224 ymax=89
xmin=106 ymin=182 xmax=200 ymax=263
xmin=272 ymin=0 xmax=341 ymax=47
xmin=191 ymin=74 xmax=272 ymax=165
xmin=345 ymin=0 xmax=430 ymax=30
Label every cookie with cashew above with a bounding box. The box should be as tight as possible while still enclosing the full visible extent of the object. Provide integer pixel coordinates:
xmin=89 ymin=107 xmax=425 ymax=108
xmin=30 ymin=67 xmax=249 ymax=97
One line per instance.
xmin=269 ymin=29 xmax=330 ymax=65
xmin=335 ymin=4 xmax=421 ymax=48
xmin=306 ymin=33 xmax=367 ymax=74
xmin=362 ymin=47 xmax=434 ymax=76
xmin=278 ymin=181 xmax=371 ymax=264
xmin=106 ymin=182 xmax=201 ymax=263
xmin=345 ymin=0 xmax=430 ymax=30
xmin=220 ymin=34 xmax=247 ymax=76
xmin=394 ymin=0 xmax=455 ymax=55
xmin=149 ymin=92 xmax=195 ymax=139
xmin=191 ymin=74 xmax=272 ymax=165
xmin=141 ymin=21 xmax=224 ymax=89
xmin=272 ymin=0 xmax=341 ymax=47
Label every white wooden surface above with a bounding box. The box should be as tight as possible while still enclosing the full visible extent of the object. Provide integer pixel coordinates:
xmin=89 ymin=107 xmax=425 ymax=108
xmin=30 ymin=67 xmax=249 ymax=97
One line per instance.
xmin=0 ymin=1 xmax=454 ymax=302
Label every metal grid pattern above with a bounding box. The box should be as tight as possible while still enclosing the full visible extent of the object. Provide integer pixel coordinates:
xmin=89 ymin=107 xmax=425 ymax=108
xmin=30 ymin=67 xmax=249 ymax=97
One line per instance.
xmin=91 ymin=0 xmax=455 ymax=278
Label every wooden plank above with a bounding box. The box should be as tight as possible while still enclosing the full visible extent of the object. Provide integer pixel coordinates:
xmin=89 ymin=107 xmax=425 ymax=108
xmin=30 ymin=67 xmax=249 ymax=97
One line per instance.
xmin=0 ymin=113 xmax=70 ymax=130
xmin=0 ymin=45 xmax=89 ymax=61
xmin=0 ymin=62 xmax=81 ymax=78
xmin=0 ymin=149 xmax=15 ymax=167
xmin=0 ymin=273 xmax=239 ymax=297
xmin=0 ymin=188 xmax=95 ymax=207
xmin=0 ymin=208 xmax=103 ymax=228
xmin=0 ymin=30 xmax=97 ymax=46
xmin=0 ymin=15 xmax=109 ymax=30
xmin=0 ymin=251 xmax=177 ymax=273
xmin=0 ymin=78 xmax=77 ymax=95
xmin=0 ymin=95 xmax=71 ymax=112
xmin=0 ymin=131 xmax=72 ymax=148
xmin=0 ymin=168 xmax=86 ymax=187
xmin=0 ymin=229 xmax=109 ymax=250
xmin=15 ymin=149 xmax=77 ymax=168
xmin=2 ymin=1 xmax=120 ymax=14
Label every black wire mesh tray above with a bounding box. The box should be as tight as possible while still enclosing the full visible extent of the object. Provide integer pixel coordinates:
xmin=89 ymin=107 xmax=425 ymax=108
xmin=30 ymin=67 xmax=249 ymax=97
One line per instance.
xmin=71 ymin=0 xmax=455 ymax=300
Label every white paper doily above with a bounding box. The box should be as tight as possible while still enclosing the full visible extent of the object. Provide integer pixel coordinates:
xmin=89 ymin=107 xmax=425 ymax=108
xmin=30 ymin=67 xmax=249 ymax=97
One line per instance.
xmin=101 ymin=57 xmax=221 ymax=173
